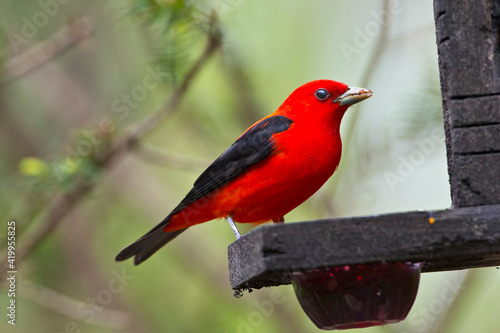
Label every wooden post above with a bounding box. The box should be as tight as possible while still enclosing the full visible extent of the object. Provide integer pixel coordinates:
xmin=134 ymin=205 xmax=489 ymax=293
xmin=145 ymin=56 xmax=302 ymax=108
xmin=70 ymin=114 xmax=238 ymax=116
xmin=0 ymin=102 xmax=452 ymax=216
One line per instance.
xmin=434 ymin=0 xmax=500 ymax=207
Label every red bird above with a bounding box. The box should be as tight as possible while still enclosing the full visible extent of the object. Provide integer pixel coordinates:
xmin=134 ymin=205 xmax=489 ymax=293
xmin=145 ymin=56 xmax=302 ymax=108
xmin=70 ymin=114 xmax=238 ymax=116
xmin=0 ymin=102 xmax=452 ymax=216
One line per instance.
xmin=116 ymin=80 xmax=372 ymax=264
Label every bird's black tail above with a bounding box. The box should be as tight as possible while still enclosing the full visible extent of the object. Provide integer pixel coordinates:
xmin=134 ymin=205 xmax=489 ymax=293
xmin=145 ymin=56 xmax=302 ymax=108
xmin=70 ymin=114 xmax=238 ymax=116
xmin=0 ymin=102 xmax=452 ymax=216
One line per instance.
xmin=115 ymin=224 xmax=187 ymax=265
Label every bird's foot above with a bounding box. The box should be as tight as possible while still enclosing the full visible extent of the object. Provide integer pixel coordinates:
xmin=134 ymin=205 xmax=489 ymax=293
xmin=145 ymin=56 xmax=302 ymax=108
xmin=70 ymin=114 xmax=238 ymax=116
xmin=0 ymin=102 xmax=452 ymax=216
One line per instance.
xmin=272 ymin=217 xmax=285 ymax=223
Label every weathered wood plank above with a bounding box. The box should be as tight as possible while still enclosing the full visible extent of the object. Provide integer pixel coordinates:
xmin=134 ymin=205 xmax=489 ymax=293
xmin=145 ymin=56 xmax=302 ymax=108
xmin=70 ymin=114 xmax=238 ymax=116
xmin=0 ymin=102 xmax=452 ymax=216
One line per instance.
xmin=229 ymin=205 xmax=500 ymax=290
xmin=451 ymin=153 xmax=500 ymax=207
xmin=448 ymin=97 xmax=500 ymax=128
xmin=451 ymin=125 xmax=500 ymax=154
xmin=435 ymin=0 xmax=500 ymax=207
xmin=434 ymin=0 xmax=500 ymax=97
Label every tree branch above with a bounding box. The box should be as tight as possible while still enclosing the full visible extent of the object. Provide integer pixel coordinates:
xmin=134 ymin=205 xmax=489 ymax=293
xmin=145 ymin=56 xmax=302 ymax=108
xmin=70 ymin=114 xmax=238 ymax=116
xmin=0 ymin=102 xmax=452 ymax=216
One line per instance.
xmin=1 ymin=16 xmax=94 ymax=84
xmin=0 ymin=16 xmax=222 ymax=278
xmin=97 ymin=19 xmax=222 ymax=167
xmin=21 ymin=281 xmax=130 ymax=329
xmin=133 ymin=144 xmax=210 ymax=170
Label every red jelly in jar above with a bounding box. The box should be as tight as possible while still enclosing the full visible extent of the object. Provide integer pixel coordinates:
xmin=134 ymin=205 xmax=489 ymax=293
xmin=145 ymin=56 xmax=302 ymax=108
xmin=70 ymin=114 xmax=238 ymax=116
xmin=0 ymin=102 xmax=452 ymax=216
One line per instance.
xmin=292 ymin=262 xmax=421 ymax=330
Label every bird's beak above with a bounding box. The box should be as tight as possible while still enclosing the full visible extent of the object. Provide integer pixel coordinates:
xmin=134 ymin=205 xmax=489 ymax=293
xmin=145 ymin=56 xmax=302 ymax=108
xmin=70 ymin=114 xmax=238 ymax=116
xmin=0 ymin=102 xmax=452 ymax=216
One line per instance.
xmin=333 ymin=86 xmax=373 ymax=106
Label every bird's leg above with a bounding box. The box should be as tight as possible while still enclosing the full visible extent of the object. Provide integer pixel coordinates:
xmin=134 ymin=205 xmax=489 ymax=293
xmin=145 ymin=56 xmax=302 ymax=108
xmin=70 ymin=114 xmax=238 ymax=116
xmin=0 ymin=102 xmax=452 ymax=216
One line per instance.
xmin=226 ymin=215 xmax=241 ymax=240
xmin=272 ymin=217 xmax=285 ymax=223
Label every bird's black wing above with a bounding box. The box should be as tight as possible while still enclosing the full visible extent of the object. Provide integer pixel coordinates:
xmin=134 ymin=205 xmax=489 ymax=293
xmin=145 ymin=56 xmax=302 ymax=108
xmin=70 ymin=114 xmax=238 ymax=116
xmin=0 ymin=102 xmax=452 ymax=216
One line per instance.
xmin=169 ymin=115 xmax=294 ymax=217
xmin=115 ymin=115 xmax=293 ymax=264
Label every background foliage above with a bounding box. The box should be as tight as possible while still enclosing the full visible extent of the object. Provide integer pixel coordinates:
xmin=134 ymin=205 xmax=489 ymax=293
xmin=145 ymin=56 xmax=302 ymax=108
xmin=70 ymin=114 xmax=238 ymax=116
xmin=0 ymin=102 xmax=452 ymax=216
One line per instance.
xmin=1 ymin=1 xmax=499 ymax=332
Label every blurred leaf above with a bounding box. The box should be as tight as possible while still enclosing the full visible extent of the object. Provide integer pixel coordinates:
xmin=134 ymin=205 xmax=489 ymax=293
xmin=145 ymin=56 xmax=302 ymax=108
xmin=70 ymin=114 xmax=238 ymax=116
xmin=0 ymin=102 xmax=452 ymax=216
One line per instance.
xmin=18 ymin=157 xmax=50 ymax=177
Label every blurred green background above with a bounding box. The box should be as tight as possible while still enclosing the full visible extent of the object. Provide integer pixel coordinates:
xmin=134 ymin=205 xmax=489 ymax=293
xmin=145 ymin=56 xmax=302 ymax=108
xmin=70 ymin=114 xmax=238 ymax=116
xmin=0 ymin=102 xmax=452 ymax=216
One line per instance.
xmin=1 ymin=0 xmax=499 ymax=332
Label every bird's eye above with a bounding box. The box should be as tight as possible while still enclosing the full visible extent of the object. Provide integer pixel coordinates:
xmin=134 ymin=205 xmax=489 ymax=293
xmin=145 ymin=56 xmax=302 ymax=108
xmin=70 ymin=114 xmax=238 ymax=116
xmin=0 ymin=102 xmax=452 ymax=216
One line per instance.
xmin=314 ymin=88 xmax=329 ymax=101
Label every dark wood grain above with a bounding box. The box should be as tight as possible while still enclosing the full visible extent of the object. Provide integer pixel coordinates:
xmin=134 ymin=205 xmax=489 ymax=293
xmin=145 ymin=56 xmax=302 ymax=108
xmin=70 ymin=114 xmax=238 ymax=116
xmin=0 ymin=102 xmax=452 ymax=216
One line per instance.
xmin=434 ymin=0 xmax=500 ymax=207
xmin=448 ymin=97 xmax=500 ymax=128
xmin=451 ymin=154 xmax=500 ymax=207
xmin=452 ymin=125 xmax=500 ymax=154
xmin=434 ymin=0 xmax=500 ymax=97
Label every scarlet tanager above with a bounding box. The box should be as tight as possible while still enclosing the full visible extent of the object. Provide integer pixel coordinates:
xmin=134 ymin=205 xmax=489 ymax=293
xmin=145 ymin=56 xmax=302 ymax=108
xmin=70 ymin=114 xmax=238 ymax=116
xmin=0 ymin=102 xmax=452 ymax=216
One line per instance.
xmin=116 ymin=80 xmax=372 ymax=265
